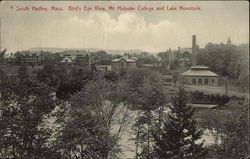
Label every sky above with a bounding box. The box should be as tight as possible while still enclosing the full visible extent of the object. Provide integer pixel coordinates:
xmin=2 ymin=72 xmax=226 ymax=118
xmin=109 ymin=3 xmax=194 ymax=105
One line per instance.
xmin=0 ymin=1 xmax=249 ymax=53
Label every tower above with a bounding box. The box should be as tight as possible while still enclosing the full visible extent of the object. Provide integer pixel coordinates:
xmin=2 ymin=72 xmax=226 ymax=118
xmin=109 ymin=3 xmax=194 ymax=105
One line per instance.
xmin=227 ymin=37 xmax=231 ymax=45
xmin=192 ymin=35 xmax=197 ymax=66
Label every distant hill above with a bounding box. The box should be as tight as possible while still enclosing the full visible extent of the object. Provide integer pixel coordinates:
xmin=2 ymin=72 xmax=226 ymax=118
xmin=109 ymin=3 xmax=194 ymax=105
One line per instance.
xmin=25 ymin=48 xmax=145 ymax=55
xmin=24 ymin=48 xmax=67 ymax=53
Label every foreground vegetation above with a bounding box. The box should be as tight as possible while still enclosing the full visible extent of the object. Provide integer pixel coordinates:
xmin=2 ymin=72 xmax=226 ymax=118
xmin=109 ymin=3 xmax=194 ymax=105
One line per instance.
xmin=0 ymin=64 xmax=248 ymax=159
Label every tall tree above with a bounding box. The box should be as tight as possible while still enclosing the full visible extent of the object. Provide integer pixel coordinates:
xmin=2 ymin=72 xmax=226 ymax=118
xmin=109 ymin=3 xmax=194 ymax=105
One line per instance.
xmin=152 ymin=87 xmax=205 ymax=159
xmin=56 ymin=79 xmax=131 ymax=159
xmin=127 ymin=69 xmax=167 ymax=159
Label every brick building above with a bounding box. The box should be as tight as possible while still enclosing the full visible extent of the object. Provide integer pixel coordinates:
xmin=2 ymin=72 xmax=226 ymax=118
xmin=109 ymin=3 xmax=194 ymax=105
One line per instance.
xmin=10 ymin=51 xmax=43 ymax=65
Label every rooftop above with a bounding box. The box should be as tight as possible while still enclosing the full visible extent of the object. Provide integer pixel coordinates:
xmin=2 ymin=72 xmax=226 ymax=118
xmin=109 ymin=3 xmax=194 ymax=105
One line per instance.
xmin=182 ymin=65 xmax=218 ymax=77
xmin=171 ymin=47 xmax=192 ymax=54
xmin=179 ymin=48 xmax=192 ymax=54
xmin=189 ymin=104 xmax=219 ymax=109
xmin=190 ymin=65 xmax=210 ymax=70
xmin=112 ymin=57 xmax=136 ymax=63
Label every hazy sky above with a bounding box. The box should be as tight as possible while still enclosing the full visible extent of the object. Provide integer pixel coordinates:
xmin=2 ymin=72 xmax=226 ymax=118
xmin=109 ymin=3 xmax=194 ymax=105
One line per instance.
xmin=0 ymin=1 xmax=249 ymax=53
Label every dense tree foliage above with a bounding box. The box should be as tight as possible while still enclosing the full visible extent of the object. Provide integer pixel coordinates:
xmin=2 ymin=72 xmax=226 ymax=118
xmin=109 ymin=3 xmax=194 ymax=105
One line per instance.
xmin=157 ymin=51 xmax=170 ymax=67
xmin=35 ymin=63 xmax=60 ymax=90
xmin=34 ymin=64 xmax=92 ymax=100
xmin=91 ymin=51 xmax=113 ymax=65
xmin=238 ymin=44 xmax=249 ymax=92
xmin=0 ymin=69 xmax=56 ymax=159
xmin=103 ymin=71 xmax=119 ymax=82
xmin=132 ymin=52 xmax=157 ymax=65
xmin=197 ymin=43 xmax=245 ymax=79
xmin=198 ymin=99 xmax=248 ymax=159
xmin=0 ymin=68 xmax=6 ymax=83
xmin=152 ymin=87 xmax=205 ymax=159
xmin=0 ymin=47 xmax=248 ymax=159
xmin=54 ymin=79 xmax=132 ymax=158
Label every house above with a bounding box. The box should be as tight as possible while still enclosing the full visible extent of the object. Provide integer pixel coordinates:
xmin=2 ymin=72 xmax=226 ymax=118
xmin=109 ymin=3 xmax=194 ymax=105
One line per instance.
xmin=60 ymin=54 xmax=74 ymax=64
xmin=111 ymin=53 xmax=137 ymax=74
xmin=182 ymin=65 xmax=219 ymax=86
xmin=10 ymin=51 xmax=43 ymax=65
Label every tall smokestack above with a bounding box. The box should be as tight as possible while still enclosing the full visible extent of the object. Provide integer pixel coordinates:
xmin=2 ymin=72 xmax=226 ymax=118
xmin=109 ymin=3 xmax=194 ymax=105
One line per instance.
xmin=192 ymin=35 xmax=197 ymax=66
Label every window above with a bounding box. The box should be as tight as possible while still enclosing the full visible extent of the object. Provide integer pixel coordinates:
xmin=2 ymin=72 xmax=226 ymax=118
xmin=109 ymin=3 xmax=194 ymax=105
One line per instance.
xmin=166 ymin=78 xmax=171 ymax=82
xmin=205 ymin=79 xmax=208 ymax=85
xmin=192 ymin=79 xmax=196 ymax=84
xmin=212 ymin=79 xmax=214 ymax=84
xmin=198 ymin=79 xmax=202 ymax=84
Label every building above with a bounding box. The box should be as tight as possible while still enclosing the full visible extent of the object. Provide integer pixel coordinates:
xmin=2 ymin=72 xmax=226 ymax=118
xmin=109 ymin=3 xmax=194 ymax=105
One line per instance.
xmin=9 ymin=51 xmax=44 ymax=65
xmin=60 ymin=54 xmax=74 ymax=63
xmin=0 ymin=49 xmax=6 ymax=63
xmin=111 ymin=53 xmax=137 ymax=75
xmin=161 ymin=35 xmax=198 ymax=69
xmin=182 ymin=65 xmax=219 ymax=86
xmin=60 ymin=51 xmax=90 ymax=66
xmin=181 ymin=35 xmax=219 ymax=86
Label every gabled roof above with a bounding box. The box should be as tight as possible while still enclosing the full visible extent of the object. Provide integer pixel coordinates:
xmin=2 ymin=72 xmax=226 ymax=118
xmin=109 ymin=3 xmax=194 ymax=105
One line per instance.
xmin=182 ymin=65 xmax=218 ymax=77
xmin=112 ymin=57 xmax=136 ymax=63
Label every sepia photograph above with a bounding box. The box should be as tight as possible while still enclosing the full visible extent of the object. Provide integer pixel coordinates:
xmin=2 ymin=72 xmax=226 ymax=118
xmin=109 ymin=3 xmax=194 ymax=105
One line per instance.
xmin=0 ymin=1 xmax=249 ymax=159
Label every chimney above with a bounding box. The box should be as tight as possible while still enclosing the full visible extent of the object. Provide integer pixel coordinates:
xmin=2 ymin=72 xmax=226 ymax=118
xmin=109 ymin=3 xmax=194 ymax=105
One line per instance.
xmin=192 ymin=35 xmax=197 ymax=66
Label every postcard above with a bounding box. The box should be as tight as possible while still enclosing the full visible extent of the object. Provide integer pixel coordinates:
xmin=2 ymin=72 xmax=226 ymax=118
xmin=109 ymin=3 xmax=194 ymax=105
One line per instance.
xmin=0 ymin=1 xmax=249 ymax=159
